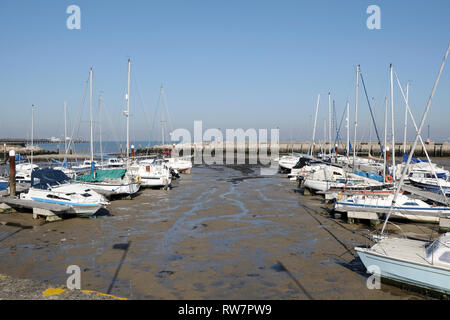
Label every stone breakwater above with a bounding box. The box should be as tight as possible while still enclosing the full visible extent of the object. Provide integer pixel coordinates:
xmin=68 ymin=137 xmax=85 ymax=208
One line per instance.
xmin=138 ymin=141 xmax=450 ymax=157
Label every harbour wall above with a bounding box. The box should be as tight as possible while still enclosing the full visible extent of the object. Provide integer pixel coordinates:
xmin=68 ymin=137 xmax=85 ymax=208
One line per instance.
xmin=138 ymin=141 xmax=450 ymax=157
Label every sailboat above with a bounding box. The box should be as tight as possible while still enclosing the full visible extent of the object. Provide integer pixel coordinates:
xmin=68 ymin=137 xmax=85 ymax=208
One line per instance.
xmin=335 ymin=192 xmax=450 ymax=223
xmin=409 ymin=175 xmax=450 ymax=196
xmin=356 ymin=233 xmax=450 ymax=294
xmin=75 ymin=66 xmax=140 ymax=199
xmin=302 ymin=165 xmax=387 ymax=192
xmin=355 ymin=45 xmax=450 ymax=294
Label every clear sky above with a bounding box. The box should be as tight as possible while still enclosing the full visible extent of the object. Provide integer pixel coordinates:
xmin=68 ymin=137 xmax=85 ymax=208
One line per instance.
xmin=0 ymin=0 xmax=449 ymax=143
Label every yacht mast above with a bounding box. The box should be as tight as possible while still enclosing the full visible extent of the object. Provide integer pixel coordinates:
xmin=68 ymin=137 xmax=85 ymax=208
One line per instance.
xmin=346 ymin=100 xmax=350 ymax=158
xmin=353 ymin=65 xmax=359 ymax=166
xmin=126 ymin=59 xmax=131 ymax=159
xmin=89 ymin=68 xmax=94 ymax=163
xmin=403 ymin=82 xmax=409 ymax=154
xmin=310 ymin=94 xmax=320 ymax=155
xmin=31 ymin=104 xmax=35 ymax=167
xmin=64 ymin=101 xmax=67 ymax=156
xmin=98 ymin=93 xmax=103 ymax=167
xmin=328 ymin=92 xmax=332 ymax=155
xmin=383 ymin=97 xmax=388 ymax=178
xmin=161 ymin=85 xmax=165 ymax=146
xmin=390 ymin=64 xmax=396 ymax=180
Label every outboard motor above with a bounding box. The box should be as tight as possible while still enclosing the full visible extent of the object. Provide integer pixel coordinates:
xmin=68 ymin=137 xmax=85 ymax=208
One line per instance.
xmin=170 ymin=168 xmax=180 ymax=179
xmin=292 ymin=157 xmax=309 ymax=169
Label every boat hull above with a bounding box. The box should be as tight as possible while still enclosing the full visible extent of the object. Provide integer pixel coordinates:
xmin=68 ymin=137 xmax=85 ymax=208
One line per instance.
xmin=356 ymin=247 xmax=450 ymax=294
xmin=140 ymin=176 xmax=171 ymax=188
xmin=28 ymin=197 xmax=102 ymax=217
xmin=80 ymin=182 xmax=140 ymax=197
xmin=334 ymin=202 xmax=450 ymax=223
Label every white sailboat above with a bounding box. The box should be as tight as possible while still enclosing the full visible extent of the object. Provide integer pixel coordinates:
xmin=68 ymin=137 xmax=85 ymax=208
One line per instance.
xmin=302 ymin=165 xmax=385 ymax=192
xmin=335 ymin=192 xmax=450 ymax=223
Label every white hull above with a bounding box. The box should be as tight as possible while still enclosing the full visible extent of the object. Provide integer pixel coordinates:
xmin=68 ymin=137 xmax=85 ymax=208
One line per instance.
xmin=79 ymin=182 xmax=140 ymax=196
xmin=278 ymin=156 xmax=299 ymax=170
xmin=20 ymin=181 xmax=108 ymax=217
xmin=356 ymin=235 xmax=450 ymax=294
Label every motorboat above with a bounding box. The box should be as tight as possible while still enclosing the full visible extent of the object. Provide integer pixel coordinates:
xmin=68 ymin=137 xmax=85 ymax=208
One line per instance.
xmin=72 ymin=160 xmax=99 ymax=173
xmin=15 ymin=163 xmax=39 ymax=183
xmin=101 ymin=157 xmax=125 ymax=168
xmin=356 ymin=233 xmax=450 ymax=294
xmin=129 ymin=159 xmax=172 ymax=188
xmin=20 ymin=168 xmax=108 ymax=217
xmin=334 ymin=193 xmax=450 ymax=223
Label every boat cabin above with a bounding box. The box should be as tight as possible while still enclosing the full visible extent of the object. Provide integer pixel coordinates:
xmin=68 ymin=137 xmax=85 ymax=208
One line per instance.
xmin=425 ymin=233 xmax=450 ymax=267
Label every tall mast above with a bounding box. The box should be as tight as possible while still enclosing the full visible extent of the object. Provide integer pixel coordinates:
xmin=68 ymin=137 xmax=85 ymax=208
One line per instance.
xmin=333 ymin=100 xmax=336 ymax=156
xmin=98 ymin=93 xmax=103 ymax=167
xmin=161 ymin=85 xmax=165 ymax=146
xmin=31 ymin=104 xmax=35 ymax=166
xmin=89 ymin=68 xmax=94 ymax=162
xmin=310 ymin=94 xmax=320 ymax=155
xmin=383 ymin=97 xmax=388 ymax=178
xmin=126 ymin=59 xmax=131 ymax=159
xmin=328 ymin=92 xmax=332 ymax=155
xmin=390 ymin=64 xmax=396 ymax=180
xmin=403 ymin=82 xmax=409 ymax=154
xmin=161 ymin=85 xmax=166 ymax=146
xmin=346 ymin=100 xmax=350 ymax=158
xmin=64 ymin=101 xmax=67 ymax=155
xmin=353 ymin=65 xmax=359 ymax=166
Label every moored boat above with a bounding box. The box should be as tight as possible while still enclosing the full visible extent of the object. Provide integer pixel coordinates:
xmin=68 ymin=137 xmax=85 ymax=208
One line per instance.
xmin=356 ymin=233 xmax=450 ymax=294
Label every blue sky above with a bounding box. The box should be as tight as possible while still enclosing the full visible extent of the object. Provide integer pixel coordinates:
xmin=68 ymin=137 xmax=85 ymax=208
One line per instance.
xmin=0 ymin=0 xmax=449 ymax=142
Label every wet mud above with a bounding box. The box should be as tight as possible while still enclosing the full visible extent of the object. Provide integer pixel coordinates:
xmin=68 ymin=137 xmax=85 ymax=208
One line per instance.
xmin=0 ymin=164 xmax=436 ymax=299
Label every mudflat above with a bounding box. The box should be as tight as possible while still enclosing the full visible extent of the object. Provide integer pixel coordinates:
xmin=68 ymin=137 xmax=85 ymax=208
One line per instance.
xmin=0 ymin=164 xmax=433 ymax=299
